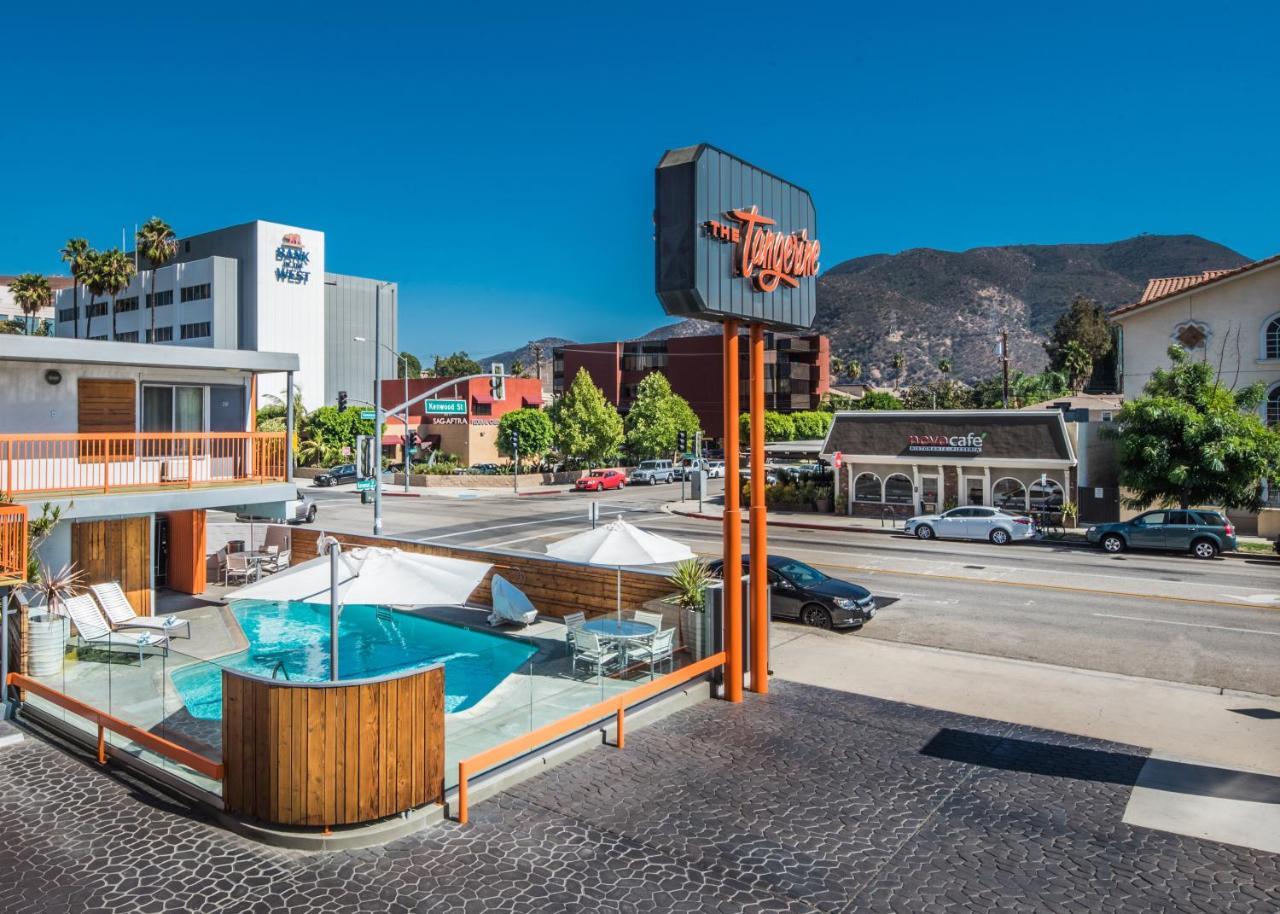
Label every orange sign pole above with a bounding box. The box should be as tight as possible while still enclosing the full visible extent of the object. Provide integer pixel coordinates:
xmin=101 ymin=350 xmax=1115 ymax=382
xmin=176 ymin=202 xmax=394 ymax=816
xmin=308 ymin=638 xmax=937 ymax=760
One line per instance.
xmin=722 ymin=320 xmax=743 ymax=702
xmin=748 ymin=323 xmax=769 ymax=694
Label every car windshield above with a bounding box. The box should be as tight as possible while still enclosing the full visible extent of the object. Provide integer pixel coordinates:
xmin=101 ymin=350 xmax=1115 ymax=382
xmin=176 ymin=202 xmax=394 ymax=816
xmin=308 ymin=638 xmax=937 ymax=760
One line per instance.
xmin=775 ymin=559 xmax=828 ymax=587
xmin=639 ymin=461 xmax=661 ymax=469
xmin=589 ymin=471 xmax=606 ymax=478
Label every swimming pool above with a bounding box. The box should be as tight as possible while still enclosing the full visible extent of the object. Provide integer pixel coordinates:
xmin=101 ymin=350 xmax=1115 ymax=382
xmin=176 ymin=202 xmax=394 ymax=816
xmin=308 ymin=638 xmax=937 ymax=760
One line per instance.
xmin=171 ymin=600 xmax=538 ymax=720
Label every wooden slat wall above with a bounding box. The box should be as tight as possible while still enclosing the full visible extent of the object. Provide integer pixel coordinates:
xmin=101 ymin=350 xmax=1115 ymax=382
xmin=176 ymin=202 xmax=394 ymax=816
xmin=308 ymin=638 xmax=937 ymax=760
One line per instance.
xmin=77 ymin=379 xmax=136 ymax=434
xmin=165 ymin=510 xmax=206 ymax=595
xmin=222 ymin=665 xmax=444 ymax=827
xmin=289 ymin=528 xmax=675 ymax=620
xmin=71 ymin=517 xmax=152 ymax=616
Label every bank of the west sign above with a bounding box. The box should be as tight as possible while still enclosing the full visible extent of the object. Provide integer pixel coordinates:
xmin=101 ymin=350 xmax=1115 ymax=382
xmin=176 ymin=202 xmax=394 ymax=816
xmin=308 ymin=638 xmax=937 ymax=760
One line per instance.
xmin=906 ymin=433 xmax=986 ymax=455
xmin=275 ymin=233 xmax=311 ymax=284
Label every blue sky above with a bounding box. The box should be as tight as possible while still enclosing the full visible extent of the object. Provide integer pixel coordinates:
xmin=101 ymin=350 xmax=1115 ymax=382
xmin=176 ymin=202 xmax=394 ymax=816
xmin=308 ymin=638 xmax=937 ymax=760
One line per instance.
xmin=2 ymin=2 xmax=1278 ymax=359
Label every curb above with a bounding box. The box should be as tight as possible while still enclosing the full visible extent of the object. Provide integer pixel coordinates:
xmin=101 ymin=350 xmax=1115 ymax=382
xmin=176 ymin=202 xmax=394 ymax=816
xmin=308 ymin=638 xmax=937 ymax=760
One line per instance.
xmin=516 ymin=490 xmax=568 ymax=497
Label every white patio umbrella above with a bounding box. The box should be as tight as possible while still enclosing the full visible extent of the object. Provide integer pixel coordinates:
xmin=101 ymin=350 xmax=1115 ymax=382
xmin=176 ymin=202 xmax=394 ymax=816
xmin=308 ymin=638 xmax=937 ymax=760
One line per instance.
xmin=225 ymin=545 xmax=492 ymax=680
xmin=545 ymin=519 xmax=694 ymax=622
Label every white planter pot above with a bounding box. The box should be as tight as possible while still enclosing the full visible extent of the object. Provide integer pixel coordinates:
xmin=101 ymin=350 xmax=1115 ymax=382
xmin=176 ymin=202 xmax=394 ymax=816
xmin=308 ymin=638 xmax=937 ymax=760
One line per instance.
xmin=27 ymin=613 xmax=66 ymax=678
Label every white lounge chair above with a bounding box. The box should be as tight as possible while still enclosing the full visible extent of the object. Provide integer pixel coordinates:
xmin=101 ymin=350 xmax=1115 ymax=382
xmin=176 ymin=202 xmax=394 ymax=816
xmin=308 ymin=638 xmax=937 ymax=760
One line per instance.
xmin=488 ymin=574 xmax=539 ymax=627
xmin=90 ymin=582 xmax=191 ymax=640
xmin=62 ymin=594 xmax=169 ymax=663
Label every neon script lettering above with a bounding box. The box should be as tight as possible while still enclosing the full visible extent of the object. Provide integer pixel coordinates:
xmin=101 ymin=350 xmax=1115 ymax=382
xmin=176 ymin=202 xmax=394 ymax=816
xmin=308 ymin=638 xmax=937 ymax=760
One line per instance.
xmin=704 ymin=205 xmax=820 ymax=292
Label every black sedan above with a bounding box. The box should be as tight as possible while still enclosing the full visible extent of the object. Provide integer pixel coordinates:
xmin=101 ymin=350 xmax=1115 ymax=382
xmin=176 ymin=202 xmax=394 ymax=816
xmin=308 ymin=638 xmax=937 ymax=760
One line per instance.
xmin=312 ymin=463 xmax=360 ymax=487
xmin=707 ymin=555 xmax=876 ymax=629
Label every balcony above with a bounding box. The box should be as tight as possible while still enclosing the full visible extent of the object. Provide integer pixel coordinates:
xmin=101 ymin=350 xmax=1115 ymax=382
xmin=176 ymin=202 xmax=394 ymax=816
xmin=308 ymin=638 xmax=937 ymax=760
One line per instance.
xmin=0 ymin=432 xmax=288 ymax=500
xmin=0 ymin=504 xmax=27 ymax=584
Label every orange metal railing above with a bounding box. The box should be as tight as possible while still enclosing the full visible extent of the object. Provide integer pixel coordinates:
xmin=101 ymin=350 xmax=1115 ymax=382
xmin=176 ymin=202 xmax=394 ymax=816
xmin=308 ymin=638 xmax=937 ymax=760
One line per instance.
xmin=7 ymin=672 xmax=224 ymax=779
xmin=0 ymin=503 xmax=27 ymax=584
xmin=0 ymin=432 xmax=287 ymax=499
xmin=455 ymin=651 xmax=726 ymax=824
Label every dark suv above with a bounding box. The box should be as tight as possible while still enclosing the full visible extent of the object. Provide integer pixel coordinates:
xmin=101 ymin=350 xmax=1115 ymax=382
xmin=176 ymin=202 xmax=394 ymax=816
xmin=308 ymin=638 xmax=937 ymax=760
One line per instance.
xmin=1086 ymin=509 xmax=1236 ymax=559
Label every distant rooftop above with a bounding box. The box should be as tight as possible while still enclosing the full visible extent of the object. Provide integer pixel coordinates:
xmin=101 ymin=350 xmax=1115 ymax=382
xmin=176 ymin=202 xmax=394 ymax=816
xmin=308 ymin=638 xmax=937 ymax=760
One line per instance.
xmin=1112 ymin=253 xmax=1280 ymax=317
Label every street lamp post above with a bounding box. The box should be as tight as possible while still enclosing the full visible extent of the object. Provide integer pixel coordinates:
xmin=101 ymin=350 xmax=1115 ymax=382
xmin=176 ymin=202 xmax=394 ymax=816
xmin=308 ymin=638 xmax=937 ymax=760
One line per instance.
xmin=355 ymin=334 xmax=412 ymax=494
xmin=372 ymin=282 xmax=394 ymax=535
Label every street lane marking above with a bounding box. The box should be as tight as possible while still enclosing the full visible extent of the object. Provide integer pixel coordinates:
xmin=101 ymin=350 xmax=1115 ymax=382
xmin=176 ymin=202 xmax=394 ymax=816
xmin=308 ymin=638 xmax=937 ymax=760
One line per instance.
xmin=1092 ymin=613 xmax=1280 ymax=637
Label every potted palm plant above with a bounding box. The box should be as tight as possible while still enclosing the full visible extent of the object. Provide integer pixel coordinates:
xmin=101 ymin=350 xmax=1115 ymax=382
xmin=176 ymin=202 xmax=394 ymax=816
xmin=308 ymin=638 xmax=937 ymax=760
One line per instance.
xmin=22 ymin=562 xmax=83 ymax=677
xmin=663 ymin=558 xmax=712 ymax=660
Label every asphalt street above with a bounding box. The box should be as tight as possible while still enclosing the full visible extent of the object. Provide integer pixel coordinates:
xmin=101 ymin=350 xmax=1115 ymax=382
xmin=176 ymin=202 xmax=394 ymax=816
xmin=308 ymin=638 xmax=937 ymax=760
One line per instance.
xmin=259 ymin=480 xmax=1280 ymax=696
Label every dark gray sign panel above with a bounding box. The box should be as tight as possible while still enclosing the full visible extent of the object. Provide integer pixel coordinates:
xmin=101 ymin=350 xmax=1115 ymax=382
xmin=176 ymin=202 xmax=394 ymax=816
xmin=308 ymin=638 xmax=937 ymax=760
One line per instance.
xmin=655 ymin=144 xmax=818 ymax=330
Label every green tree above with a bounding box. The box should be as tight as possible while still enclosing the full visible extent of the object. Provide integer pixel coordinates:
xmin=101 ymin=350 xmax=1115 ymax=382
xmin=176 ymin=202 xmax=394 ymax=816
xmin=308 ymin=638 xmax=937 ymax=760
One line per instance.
xmin=789 ymin=410 xmax=833 ymax=439
xmin=1061 ymin=340 xmax=1093 ymax=393
xmin=8 ymin=273 xmax=52 ymax=334
xmin=0 ymin=320 xmax=25 ymax=335
xmin=938 ymin=357 xmax=953 ymax=377
xmin=99 ymin=248 xmax=136 ymax=340
xmin=1045 ymin=295 xmax=1112 ymax=375
xmin=624 ymin=373 xmax=700 ymax=459
xmin=739 ymin=410 xmax=797 ymax=442
xmin=972 ymin=369 xmax=1070 ymax=409
xmin=510 ymin=358 xmax=526 ymax=377
xmin=497 ymin=408 xmax=554 ymax=465
xmin=136 ymin=217 xmax=176 ymax=344
xmin=849 ymin=390 xmax=904 ymax=411
xmin=846 ymin=358 xmax=862 ymax=381
xmin=60 ymin=237 xmax=91 ymax=339
xmin=397 ymin=352 xmax=421 ymax=378
xmin=549 ymin=368 xmax=623 ymax=466
xmin=81 ymin=250 xmax=107 ymax=340
xmin=434 ymin=351 xmax=483 ymax=377
xmin=1106 ymin=345 xmax=1280 ymax=510
xmin=298 ymin=406 xmax=376 ymax=466
xmin=902 ymin=379 xmax=974 ymax=410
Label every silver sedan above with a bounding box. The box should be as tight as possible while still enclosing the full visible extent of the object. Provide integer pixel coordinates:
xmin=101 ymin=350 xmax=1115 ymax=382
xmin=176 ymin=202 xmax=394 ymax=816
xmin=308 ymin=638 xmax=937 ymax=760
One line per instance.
xmin=904 ymin=506 xmax=1036 ymax=545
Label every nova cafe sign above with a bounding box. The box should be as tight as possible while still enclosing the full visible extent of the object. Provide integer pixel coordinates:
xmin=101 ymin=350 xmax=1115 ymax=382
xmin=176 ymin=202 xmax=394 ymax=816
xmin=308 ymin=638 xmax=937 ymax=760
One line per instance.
xmin=704 ymin=205 xmax=820 ymax=292
xmin=907 ymin=433 xmax=986 ymax=455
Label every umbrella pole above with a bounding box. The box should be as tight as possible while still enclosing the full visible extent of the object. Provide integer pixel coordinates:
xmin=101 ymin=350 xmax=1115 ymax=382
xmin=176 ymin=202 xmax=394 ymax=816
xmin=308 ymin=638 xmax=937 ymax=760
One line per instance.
xmin=616 ymin=566 xmax=622 ymax=625
xmin=330 ymin=542 xmax=341 ymax=681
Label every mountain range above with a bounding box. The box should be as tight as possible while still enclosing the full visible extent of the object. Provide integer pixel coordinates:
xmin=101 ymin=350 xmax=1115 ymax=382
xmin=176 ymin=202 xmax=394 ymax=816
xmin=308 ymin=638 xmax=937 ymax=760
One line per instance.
xmin=483 ymin=234 xmax=1251 ymax=387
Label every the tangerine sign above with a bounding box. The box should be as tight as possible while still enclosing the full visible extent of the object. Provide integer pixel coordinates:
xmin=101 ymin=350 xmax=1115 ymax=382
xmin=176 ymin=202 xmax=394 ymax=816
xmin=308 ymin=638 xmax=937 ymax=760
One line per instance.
xmin=705 ymin=206 xmax=821 ymax=292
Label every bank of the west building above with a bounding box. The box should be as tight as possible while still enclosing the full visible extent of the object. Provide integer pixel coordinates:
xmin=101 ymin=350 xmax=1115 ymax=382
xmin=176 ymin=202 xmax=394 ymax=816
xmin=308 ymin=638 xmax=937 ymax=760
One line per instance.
xmin=822 ymin=410 xmax=1077 ymax=517
xmin=52 ymin=219 xmax=396 ymax=410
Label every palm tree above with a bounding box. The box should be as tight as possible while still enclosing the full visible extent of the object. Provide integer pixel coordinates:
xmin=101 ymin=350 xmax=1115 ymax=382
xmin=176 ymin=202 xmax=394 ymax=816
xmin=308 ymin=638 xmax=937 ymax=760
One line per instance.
xmin=99 ymin=249 xmax=137 ymax=339
xmin=938 ymin=357 xmax=953 ymax=376
xmin=60 ymin=237 xmax=91 ymax=339
xmin=891 ymin=352 xmax=906 ymax=387
xmin=8 ymin=273 xmax=52 ymax=335
xmin=135 ymin=217 xmax=177 ymax=343
xmin=82 ymin=250 xmax=107 ymax=340
xmin=847 ymin=358 xmax=862 ymax=382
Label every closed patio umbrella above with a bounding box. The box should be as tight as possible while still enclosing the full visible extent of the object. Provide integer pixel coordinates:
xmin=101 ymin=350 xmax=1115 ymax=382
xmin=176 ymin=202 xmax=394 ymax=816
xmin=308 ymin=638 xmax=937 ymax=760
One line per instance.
xmin=545 ymin=519 xmax=694 ymax=622
xmin=225 ymin=545 xmax=492 ymax=679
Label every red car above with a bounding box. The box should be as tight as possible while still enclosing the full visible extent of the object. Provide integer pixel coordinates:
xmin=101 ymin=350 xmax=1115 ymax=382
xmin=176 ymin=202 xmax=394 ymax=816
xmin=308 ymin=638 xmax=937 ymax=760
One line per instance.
xmin=575 ymin=469 xmax=627 ymax=491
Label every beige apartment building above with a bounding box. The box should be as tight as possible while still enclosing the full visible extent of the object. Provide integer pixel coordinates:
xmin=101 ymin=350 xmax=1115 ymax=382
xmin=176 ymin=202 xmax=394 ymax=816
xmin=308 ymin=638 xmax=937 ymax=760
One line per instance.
xmin=1110 ymin=253 xmax=1280 ymax=533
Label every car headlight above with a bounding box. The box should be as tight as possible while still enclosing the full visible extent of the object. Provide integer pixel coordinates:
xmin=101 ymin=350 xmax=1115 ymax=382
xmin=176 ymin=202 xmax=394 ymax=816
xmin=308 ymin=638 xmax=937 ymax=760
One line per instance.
xmin=832 ymin=597 xmax=856 ymax=609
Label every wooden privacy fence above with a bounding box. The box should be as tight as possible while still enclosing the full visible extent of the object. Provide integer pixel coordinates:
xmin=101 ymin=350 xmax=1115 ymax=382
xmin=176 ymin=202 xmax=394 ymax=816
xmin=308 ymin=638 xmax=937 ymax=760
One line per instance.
xmin=290 ymin=528 xmax=676 ymax=621
xmin=221 ymin=665 xmax=446 ymax=828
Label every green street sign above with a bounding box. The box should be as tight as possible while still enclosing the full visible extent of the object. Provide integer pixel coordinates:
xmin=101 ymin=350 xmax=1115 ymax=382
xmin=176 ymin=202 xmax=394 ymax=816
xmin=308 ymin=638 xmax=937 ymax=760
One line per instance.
xmin=360 ymin=409 xmax=377 ymax=420
xmin=422 ymin=399 xmax=467 ymax=415
xmin=355 ymin=478 xmax=376 ymax=491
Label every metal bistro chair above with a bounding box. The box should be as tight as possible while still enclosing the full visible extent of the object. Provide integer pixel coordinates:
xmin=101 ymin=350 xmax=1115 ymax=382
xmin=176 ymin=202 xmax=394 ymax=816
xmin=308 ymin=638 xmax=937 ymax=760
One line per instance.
xmin=631 ymin=610 xmax=664 ymax=631
xmin=628 ymin=628 xmax=676 ymax=680
xmin=563 ymin=611 xmax=587 ymax=653
xmin=571 ymin=629 xmax=619 ymax=681
xmin=224 ymin=553 xmax=258 ymax=586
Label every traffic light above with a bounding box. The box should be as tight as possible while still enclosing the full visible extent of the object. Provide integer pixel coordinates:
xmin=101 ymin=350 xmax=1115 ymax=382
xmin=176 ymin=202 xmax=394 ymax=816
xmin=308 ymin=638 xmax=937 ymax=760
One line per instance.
xmin=490 ymin=362 xmax=506 ymax=401
xmin=509 ymin=427 xmax=520 ymax=451
xmin=337 ymin=390 xmax=348 ymax=412
xmin=406 ymin=430 xmax=421 ymax=456
xmin=677 ymin=430 xmax=688 ymax=452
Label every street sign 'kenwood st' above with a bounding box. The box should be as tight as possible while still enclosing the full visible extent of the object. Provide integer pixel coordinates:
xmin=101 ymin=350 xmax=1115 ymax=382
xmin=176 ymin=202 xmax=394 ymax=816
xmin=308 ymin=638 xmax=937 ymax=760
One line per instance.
xmin=654 ymin=144 xmax=818 ymax=331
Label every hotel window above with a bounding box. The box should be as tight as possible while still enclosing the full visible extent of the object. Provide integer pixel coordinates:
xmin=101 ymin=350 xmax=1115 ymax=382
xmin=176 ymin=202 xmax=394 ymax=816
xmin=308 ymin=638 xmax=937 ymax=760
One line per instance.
xmin=180 ymin=321 xmax=211 ymax=340
xmin=86 ymin=302 xmax=108 ymax=318
xmin=1266 ymin=318 xmax=1280 ymax=360
xmin=1268 ymin=387 xmax=1280 ymax=427
xmin=142 ymin=385 xmax=205 ymax=433
xmin=113 ymin=296 xmax=139 ymax=313
xmin=146 ymin=289 xmax=174 ymax=308
xmin=116 ymin=330 xmax=140 ymax=342
xmin=180 ymin=283 xmax=211 ymax=303
xmin=147 ymin=326 xmax=174 ymax=343
xmin=58 ymin=307 xmax=78 ymax=322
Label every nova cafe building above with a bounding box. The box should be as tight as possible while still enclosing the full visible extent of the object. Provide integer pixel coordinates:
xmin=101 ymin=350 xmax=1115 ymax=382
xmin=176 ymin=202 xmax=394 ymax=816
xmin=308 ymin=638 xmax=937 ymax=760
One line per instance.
xmin=820 ymin=410 xmax=1078 ymax=517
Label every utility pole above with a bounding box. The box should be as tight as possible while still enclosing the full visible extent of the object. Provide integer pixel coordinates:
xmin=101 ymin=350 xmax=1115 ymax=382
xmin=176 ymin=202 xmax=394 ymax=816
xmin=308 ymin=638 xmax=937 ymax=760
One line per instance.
xmin=1000 ymin=329 xmax=1010 ymax=409
xmin=531 ymin=342 xmax=544 ymax=383
xmin=373 ymin=283 xmax=386 ymax=535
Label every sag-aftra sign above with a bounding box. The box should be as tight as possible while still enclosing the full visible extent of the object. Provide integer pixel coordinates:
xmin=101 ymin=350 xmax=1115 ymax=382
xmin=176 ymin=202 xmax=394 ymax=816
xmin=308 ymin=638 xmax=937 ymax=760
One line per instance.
xmin=655 ymin=144 xmax=818 ymax=330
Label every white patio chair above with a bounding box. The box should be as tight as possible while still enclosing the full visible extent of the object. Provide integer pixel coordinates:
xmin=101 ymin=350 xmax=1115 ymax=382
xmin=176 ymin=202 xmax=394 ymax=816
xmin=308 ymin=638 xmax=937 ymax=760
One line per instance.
xmin=269 ymin=548 xmax=291 ymax=573
xmin=90 ymin=582 xmax=192 ymax=640
xmin=571 ymin=629 xmax=618 ymax=681
xmin=628 ymin=628 xmax=676 ymax=679
xmin=62 ymin=594 xmax=169 ymax=663
xmin=632 ymin=610 xmax=664 ymax=631
xmin=224 ymin=553 xmax=257 ymax=585
xmin=488 ymin=574 xmax=538 ymax=627
xmin=563 ymin=611 xmax=587 ymax=655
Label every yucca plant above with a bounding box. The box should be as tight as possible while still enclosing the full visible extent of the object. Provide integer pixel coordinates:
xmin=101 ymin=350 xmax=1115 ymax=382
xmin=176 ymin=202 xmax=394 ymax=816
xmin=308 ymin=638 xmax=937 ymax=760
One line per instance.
xmin=22 ymin=562 xmax=84 ymax=617
xmin=664 ymin=558 xmax=712 ymax=612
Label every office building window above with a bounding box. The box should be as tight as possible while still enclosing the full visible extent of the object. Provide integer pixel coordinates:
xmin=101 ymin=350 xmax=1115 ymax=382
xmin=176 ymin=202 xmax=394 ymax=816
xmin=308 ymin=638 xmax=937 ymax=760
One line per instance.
xmin=146 ymin=289 xmax=174 ymax=308
xmin=142 ymin=385 xmax=204 ymax=433
xmin=86 ymin=302 xmax=108 ymax=318
xmin=113 ymin=296 xmax=139 ymax=313
xmin=180 ymin=283 xmax=211 ymax=303
xmin=88 ymin=335 xmax=107 ymax=341
xmin=116 ymin=331 xmax=140 ymax=342
xmin=146 ymin=326 xmax=174 ymax=343
xmin=180 ymin=321 xmax=211 ymax=340
xmin=57 ymin=307 xmax=78 ymax=322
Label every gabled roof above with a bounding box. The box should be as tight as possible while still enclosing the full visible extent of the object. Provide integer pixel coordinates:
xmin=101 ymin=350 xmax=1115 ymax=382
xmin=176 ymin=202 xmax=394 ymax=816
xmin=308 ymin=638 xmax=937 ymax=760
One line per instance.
xmin=1110 ymin=253 xmax=1280 ymax=319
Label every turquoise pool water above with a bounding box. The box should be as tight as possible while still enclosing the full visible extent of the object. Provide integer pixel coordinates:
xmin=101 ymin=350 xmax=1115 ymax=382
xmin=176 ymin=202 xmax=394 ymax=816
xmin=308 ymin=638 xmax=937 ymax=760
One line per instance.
xmin=170 ymin=600 xmax=538 ymax=720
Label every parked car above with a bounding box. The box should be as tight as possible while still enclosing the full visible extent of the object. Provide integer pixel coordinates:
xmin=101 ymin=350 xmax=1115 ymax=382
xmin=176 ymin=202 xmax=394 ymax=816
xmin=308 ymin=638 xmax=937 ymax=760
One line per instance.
xmin=740 ymin=465 xmax=779 ymax=485
xmin=574 ymin=469 xmax=627 ymax=491
xmin=312 ymin=464 xmax=359 ymax=487
xmin=630 ymin=459 xmax=675 ymax=485
xmin=705 ymin=460 xmax=725 ymax=479
xmin=707 ymin=555 xmax=876 ymax=629
xmin=237 ymin=489 xmax=317 ymax=524
xmin=676 ymin=458 xmax=713 ymax=480
xmin=1086 ymin=509 xmax=1236 ymax=559
xmin=905 ymin=506 xmax=1036 ymax=545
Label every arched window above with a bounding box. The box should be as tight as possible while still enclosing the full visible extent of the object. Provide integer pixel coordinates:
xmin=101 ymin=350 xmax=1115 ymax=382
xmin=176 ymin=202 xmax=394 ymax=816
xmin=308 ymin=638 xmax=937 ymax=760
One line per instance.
xmin=992 ymin=477 xmax=1027 ymax=510
xmin=884 ymin=474 xmax=914 ymax=505
xmin=1029 ymin=478 xmax=1065 ymax=510
xmin=1264 ymin=316 xmax=1280 ymax=360
xmin=853 ymin=473 xmax=882 ymax=502
xmin=1267 ymin=385 xmax=1280 ymax=427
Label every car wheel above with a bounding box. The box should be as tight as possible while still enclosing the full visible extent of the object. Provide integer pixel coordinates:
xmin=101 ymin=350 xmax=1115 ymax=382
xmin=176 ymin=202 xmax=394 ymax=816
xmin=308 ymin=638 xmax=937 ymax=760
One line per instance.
xmin=914 ymin=525 xmax=935 ymax=540
xmin=306 ymin=505 xmax=317 ymax=523
xmin=989 ymin=528 xmax=1011 ymax=545
xmin=1191 ymin=539 xmax=1218 ymax=559
xmin=801 ymin=604 xmax=833 ymax=630
xmin=1101 ymin=534 xmax=1125 ymax=554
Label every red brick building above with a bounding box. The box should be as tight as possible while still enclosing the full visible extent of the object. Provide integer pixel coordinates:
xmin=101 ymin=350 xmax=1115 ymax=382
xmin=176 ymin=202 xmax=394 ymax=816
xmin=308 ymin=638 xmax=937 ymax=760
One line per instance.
xmin=380 ymin=375 xmax=544 ymax=465
xmin=553 ymin=331 xmax=829 ymax=437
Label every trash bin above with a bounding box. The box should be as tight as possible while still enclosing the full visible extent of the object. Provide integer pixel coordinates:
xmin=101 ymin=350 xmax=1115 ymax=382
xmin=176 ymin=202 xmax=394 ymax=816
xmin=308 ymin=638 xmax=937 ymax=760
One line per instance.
xmin=227 ymin=540 xmax=245 ymax=554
